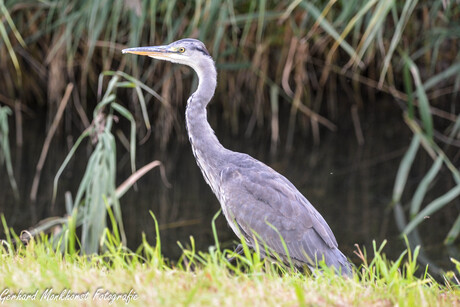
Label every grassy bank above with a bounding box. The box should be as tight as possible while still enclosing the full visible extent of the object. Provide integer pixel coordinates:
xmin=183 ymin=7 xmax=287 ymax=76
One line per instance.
xmin=1 ymin=241 xmax=459 ymax=306
xmin=1 ymin=216 xmax=459 ymax=307
xmin=1 ymin=0 xmax=460 ymax=295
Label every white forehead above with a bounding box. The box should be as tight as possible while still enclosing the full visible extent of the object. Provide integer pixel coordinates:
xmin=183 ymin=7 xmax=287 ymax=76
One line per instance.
xmin=170 ymin=39 xmax=210 ymax=56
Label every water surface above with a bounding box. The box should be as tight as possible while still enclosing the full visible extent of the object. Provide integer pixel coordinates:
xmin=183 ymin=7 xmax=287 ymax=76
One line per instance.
xmin=0 ymin=98 xmax=456 ymax=274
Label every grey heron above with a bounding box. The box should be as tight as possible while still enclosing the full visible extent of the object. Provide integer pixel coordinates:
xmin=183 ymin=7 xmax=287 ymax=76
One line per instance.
xmin=122 ymin=38 xmax=352 ymax=276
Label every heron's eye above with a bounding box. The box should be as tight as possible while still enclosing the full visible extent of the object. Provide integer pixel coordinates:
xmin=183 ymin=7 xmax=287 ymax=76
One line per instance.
xmin=178 ymin=47 xmax=186 ymax=53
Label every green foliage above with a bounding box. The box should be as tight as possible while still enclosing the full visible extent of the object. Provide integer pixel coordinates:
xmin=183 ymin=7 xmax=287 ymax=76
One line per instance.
xmin=1 ymin=0 xmax=459 ymax=280
xmin=50 ymin=72 xmax=162 ymax=255
xmin=0 ymin=106 xmax=18 ymax=200
xmin=1 ymin=0 xmax=458 ymax=141
xmin=0 ymin=0 xmax=25 ymax=85
xmin=0 ymin=215 xmax=459 ymax=306
xmin=392 ymin=113 xmax=460 ymax=245
xmin=387 ymin=39 xmax=460 ymax=256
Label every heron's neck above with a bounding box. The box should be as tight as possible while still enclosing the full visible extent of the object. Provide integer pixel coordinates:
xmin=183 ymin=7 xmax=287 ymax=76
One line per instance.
xmin=185 ymin=61 xmax=227 ymax=192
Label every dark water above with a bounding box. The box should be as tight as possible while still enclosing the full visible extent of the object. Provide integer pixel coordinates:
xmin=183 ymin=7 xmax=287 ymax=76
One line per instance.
xmin=0 ymin=98 xmax=457 ymax=275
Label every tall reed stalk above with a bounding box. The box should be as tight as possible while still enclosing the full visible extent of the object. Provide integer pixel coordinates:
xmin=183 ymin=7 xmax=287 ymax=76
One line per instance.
xmin=0 ymin=106 xmax=18 ymax=200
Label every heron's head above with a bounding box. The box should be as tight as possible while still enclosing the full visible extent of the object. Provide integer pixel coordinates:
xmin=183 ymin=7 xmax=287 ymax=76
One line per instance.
xmin=122 ymin=38 xmax=212 ymax=69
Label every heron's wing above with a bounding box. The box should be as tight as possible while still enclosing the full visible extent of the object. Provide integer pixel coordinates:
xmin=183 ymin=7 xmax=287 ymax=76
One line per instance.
xmin=219 ymin=155 xmax=340 ymax=266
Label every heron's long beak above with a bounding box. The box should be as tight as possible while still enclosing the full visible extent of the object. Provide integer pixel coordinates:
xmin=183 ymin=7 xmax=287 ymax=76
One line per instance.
xmin=122 ymin=46 xmax=173 ymax=58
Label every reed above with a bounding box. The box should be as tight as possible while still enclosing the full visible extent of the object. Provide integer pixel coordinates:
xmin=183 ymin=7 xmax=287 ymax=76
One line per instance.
xmin=1 ymin=1 xmax=458 ymax=137
xmin=47 ymin=72 xmax=166 ymax=254
xmin=0 ymin=106 xmax=18 ymax=200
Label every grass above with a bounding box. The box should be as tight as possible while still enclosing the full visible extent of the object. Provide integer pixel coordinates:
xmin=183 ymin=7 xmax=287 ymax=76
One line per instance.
xmin=0 ymin=215 xmax=459 ymax=307
xmin=1 ymin=2 xmax=460 ymax=302
xmin=1 ymin=0 xmax=459 ymax=224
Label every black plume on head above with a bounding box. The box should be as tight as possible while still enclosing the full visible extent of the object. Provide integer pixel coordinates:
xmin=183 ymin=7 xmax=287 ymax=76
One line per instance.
xmin=173 ymin=38 xmax=210 ymax=56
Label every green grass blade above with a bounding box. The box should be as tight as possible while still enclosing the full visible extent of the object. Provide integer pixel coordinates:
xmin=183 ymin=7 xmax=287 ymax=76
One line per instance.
xmin=379 ymin=0 xmax=418 ymax=85
xmin=403 ymin=184 xmax=460 ymax=236
xmin=350 ymin=0 xmax=394 ymax=68
xmin=149 ymin=211 xmax=162 ymax=265
xmin=392 ymin=135 xmax=420 ymax=204
xmin=0 ymin=17 xmax=21 ymax=84
xmin=111 ymin=102 xmax=137 ymax=174
xmin=445 ymin=214 xmax=460 ymax=245
xmin=0 ymin=106 xmax=18 ymax=200
xmin=257 ymin=0 xmax=266 ymax=43
xmin=448 ymin=114 xmax=460 ymax=140
xmin=403 ymin=61 xmax=415 ymax=119
xmin=403 ymin=54 xmax=434 ymax=139
xmin=211 ymin=209 xmax=222 ymax=252
xmin=300 ymin=1 xmax=359 ymax=62
xmin=52 ymin=130 xmax=91 ymax=204
xmin=0 ymin=0 xmax=26 ymax=47
xmin=409 ymin=156 xmax=443 ymax=218
xmin=328 ymin=0 xmax=378 ymax=59
xmin=423 ymin=62 xmax=460 ymax=92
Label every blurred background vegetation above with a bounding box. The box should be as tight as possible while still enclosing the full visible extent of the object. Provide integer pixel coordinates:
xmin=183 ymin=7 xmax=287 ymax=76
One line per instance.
xmin=0 ymin=0 xmax=459 ymax=275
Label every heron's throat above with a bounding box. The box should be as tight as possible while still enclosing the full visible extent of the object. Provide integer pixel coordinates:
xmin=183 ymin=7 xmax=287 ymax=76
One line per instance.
xmin=190 ymin=59 xmax=217 ymax=105
xmin=185 ymin=61 xmax=226 ymax=193
xmin=185 ymin=59 xmax=218 ymax=144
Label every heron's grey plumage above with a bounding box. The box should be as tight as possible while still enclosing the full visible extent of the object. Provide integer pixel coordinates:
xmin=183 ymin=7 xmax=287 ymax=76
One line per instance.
xmin=123 ymin=38 xmax=352 ymax=276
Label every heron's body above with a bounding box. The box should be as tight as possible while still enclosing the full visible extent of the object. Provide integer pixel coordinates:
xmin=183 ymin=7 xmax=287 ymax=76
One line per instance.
xmin=123 ymin=39 xmax=351 ymax=276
